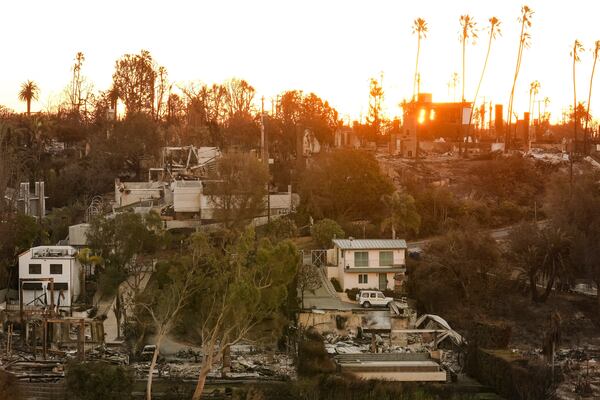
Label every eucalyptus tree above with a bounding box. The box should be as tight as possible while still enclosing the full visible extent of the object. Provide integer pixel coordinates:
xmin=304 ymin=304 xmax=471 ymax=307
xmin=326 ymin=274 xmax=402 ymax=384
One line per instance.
xmin=412 ymin=18 xmax=428 ymax=100
xmin=506 ymin=5 xmax=534 ymax=150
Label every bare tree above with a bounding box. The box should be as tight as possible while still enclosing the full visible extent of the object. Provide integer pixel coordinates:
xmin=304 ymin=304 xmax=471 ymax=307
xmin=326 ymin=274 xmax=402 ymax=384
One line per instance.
xmin=297 ymin=263 xmax=321 ymax=309
xmin=135 ymin=258 xmax=200 ymax=400
xmin=223 ymin=78 xmax=255 ymax=118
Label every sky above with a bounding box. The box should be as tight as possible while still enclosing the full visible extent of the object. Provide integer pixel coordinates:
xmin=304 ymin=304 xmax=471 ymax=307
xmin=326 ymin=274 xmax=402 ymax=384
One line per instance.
xmin=1 ymin=0 xmax=599 ymax=124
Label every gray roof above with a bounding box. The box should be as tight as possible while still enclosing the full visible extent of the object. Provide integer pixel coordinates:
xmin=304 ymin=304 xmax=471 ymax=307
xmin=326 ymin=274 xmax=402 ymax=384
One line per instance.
xmin=332 ymin=239 xmax=407 ymax=250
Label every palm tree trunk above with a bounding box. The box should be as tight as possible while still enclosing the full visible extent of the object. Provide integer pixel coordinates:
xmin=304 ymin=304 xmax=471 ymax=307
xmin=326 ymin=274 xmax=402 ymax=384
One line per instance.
xmin=26 ymin=99 xmax=31 ymax=117
xmin=574 ymin=50 xmax=578 ymax=152
xmin=414 ymin=37 xmax=421 ymax=101
xmin=507 ymin=22 xmax=526 ymax=151
xmin=468 ymin=31 xmax=494 ymax=147
xmin=584 ymin=52 xmax=597 ymax=154
xmin=462 ymin=37 xmax=466 ymax=103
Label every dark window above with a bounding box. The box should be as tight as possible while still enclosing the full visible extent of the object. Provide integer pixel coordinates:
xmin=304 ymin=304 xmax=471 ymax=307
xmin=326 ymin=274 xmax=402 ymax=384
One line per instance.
xmin=50 ymin=282 xmax=68 ymax=291
xmin=50 ymin=264 xmax=62 ymax=274
xmin=29 ymin=264 xmax=41 ymax=274
xmin=22 ymin=282 xmax=42 ymax=290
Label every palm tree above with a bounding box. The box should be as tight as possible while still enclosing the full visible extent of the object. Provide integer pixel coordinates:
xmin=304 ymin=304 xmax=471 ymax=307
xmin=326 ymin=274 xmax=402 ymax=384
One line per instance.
xmin=18 ymin=80 xmax=39 ymax=116
xmin=412 ymin=18 xmax=428 ymax=101
xmin=459 ymin=15 xmax=478 ymax=103
xmin=584 ymin=41 xmax=600 ymax=153
xmin=571 ymin=39 xmax=584 ymax=152
xmin=506 ymin=5 xmax=534 ymax=151
xmin=469 ymin=17 xmax=501 ymax=143
xmin=472 ymin=17 xmax=501 ymax=108
xmin=528 ymin=80 xmax=540 ymax=120
xmin=380 ymin=191 xmax=421 ymax=239
xmin=543 ymin=96 xmax=551 ymax=122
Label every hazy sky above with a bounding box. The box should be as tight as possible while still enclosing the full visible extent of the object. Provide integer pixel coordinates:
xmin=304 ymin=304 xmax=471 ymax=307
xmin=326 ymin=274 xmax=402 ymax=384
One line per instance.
xmin=1 ymin=0 xmax=599 ymax=123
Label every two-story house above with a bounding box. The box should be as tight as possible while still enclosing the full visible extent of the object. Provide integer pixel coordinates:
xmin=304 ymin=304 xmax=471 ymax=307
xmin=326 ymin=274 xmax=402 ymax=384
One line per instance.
xmin=327 ymin=239 xmax=407 ymax=291
xmin=18 ymin=246 xmax=82 ymax=310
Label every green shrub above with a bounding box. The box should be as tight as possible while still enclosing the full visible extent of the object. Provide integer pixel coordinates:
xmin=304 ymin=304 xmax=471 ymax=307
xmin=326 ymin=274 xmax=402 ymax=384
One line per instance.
xmin=66 ymin=361 xmax=133 ymax=400
xmin=311 ymin=219 xmax=345 ymax=248
xmin=330 ymin=278 xmax=342 ymax=292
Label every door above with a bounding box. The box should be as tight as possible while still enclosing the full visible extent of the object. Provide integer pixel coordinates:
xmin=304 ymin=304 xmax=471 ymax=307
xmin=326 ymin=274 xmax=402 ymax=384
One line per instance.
xmin=379 ymin=273 xmax=387 ymax=290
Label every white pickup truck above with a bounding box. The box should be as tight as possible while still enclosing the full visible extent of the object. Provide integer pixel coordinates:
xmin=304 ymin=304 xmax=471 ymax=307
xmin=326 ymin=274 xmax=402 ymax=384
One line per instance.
xmin=355 ymin=290 xmax=394 ymax=308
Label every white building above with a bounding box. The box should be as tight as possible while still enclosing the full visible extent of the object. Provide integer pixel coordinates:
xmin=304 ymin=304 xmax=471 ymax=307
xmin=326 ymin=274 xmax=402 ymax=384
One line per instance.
xmin=327 ymin=239 xmax=407 ymax=291
xmin=18 ymin=246 xmax=82 ymax=309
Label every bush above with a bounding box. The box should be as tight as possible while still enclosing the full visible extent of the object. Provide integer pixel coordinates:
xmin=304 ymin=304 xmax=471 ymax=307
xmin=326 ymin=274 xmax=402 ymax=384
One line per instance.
xmin=311 ymin=219 xmax=345 ymax=248
xmin=330 ymin=278 xmax=342 ymax=292
xmin=66 ymin=361 xmax=133 ymax=400
xmin=97 ymin=266 xmax=127 ymax=297
xmin=261 ymin=218 xmax=299 ymax=241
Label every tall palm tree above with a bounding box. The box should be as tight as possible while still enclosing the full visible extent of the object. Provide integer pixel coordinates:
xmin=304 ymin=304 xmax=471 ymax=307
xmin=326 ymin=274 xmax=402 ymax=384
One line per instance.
xmin=469 ymin=17 xmax=501 ymax=141
xmin=472 ymin=17 xmax=501 ymax=110
xmin=459 ymin=15 xmax=478 ymax=103
xmin=506 ymin=5 xmax=534 ymax=151
xmin=543 ymin=96 xmax=551 ymax=122
xmin=584 ymin=40 xmax=600 ymax=153
xmin=18 ymin=80 xmax=39 ymax=116
xmin=528 ymin=80 xmax=540 ymax=121
xmin=571 ymin=39 xmax=584 ymax=152
xmin=412 ymin=18 xmax=428 ymax=101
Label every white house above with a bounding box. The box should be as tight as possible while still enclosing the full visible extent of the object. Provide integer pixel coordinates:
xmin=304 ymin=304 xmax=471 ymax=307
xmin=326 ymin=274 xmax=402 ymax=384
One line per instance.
xmin=18 ymin=246 xmax=82 ymax=309
xmin=327 ymin=239 xmax=407 ymax=291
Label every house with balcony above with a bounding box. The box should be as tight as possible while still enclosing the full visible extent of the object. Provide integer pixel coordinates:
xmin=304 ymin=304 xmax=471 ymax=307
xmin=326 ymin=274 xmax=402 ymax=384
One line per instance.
xmin=327 ymin=239 xmax=407 ymax=291
xmin=18 ymin=246 xmax=82 ymax=310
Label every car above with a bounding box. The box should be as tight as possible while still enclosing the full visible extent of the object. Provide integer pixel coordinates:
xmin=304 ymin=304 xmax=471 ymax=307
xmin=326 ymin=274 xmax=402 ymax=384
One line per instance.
xmin=355 ymin=290 xmax=394 ymax=308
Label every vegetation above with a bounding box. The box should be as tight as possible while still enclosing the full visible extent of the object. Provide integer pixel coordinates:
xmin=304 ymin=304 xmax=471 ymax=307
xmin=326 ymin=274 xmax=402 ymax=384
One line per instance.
xmin=310 ymin=218 xmax=345 ymax=248
xmin=299 ymin=150 xmax=394 ymax=222
xmin=65 ymin=361 xmax=133 ymax=400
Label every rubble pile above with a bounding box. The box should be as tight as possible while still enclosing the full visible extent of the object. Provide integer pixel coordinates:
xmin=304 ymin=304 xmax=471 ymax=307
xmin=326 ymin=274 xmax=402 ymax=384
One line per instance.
xmin=554 ymin=347 xmax=600 ymax=400
xmin=131 ymin=345 xmax=295 ymax=381
xmin=323 ymin=333 xmax=432 ymax=355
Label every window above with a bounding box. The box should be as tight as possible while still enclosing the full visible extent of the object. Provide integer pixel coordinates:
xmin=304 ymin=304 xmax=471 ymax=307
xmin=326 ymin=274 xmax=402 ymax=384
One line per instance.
xmin=358 ymin=274 xmax=368 ymax=284
xmin=362 ymin=292 xmax=369 ymax=298
xmin=377 ymin=293 xmax=385 ymax=299
xmin=370 ymin=293 xmax=376 ymax=298
xmin=354 ymin=252 xmax=368 ymax=267
xmin=29 ymin=264 xmax=41 ymax=274
xmin=50 ymin=264 xmax=62 ymax=274
xmin=379 ymin=251 xmax=393 ymax=266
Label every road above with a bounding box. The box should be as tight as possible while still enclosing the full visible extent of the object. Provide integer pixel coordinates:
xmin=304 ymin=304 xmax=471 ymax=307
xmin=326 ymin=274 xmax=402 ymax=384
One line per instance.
xmin=407 ymin=220 xmax=547 ymax=250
